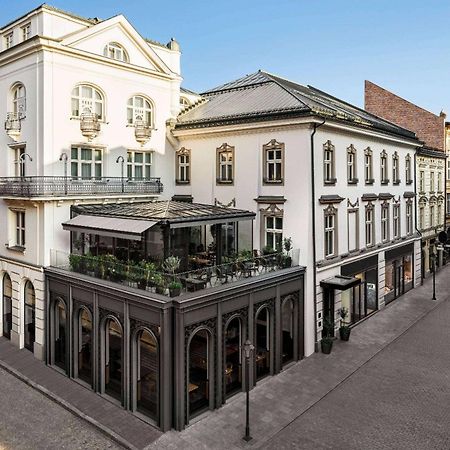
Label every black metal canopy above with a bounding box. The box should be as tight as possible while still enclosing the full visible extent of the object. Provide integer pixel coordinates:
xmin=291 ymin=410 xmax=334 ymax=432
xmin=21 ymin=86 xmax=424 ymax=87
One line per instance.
xmin=320 ymin=275 xmax=361 ymax=291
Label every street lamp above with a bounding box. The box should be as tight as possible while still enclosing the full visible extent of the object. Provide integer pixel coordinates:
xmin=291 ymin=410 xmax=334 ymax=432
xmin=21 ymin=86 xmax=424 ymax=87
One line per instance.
xmin=242 ymin=339 xmax=254 ymax=442
xmin=116 ymin=155 xmax=125 ymax=193
xmin=431 ymin=246 xmax=437 ymax=301
xmin=59 ymin=152 xmax=68 ymax=194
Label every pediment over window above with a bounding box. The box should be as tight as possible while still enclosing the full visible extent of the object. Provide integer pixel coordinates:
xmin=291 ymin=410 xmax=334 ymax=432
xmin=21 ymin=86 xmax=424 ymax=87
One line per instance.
xmin=319 ymin=195 xmax=344 ymax=204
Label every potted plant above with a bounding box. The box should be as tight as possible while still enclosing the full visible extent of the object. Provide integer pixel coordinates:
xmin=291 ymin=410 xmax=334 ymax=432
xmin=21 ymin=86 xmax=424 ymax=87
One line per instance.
xmin=163 ymin=255 xmax=181 ymax=275
xmin=69 ymin=253 xmax=84 ymax=273
xmin=140 ymin=261 xmax=157 ymax=289
xmin=153 ymin=273 xmax=166 ymax=295
xmin=281 ymin=237 xmax=293 ymax=268
xmin=168 ymin=280 xmax=182 ymax=297
xmin=338 ymin=307 xmax=351 ymax=341
xmin=321 ymin=316 xmax=334 ymax=354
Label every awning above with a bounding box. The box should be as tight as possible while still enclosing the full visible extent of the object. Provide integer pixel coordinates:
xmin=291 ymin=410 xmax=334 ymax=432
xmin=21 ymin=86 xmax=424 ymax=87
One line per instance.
xmin=62 ymin=215 xmax=156 ymax=240
xmin=320 ymin=275 xmax=361 ymax=291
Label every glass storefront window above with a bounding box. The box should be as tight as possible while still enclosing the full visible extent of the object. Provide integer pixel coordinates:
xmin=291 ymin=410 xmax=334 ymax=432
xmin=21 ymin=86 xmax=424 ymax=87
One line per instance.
xmin=385 ymin=253 xmax=413 ymax=304
xmin=105 ymin=319 xmax=123 ymax=402
xmin=255 ymin=307 xmax=270 ymax=380
xmin=224 ymin=318 xmax=242 ymax=397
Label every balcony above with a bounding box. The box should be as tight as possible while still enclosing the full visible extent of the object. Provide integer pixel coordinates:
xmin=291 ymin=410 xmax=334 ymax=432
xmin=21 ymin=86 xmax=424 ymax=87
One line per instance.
xmin=50 ymin=249 xmax=296 ymax=298
xmin=4 ymin=112 xmax=21 ymax=141
xmin=134 ymin=119 xmax=151 ymax=145
xmin=0 ymin=176 xmax=163 ymax=198
xmin=80 ymin=113 xmax=101 ymax=141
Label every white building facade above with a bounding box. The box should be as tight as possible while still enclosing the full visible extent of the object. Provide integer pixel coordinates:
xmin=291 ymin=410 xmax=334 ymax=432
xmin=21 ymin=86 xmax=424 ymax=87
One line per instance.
xmin=0 ymin=5 xmax=182 ymax=358
xmin=174 ymin=71 xmax=422 ymax=355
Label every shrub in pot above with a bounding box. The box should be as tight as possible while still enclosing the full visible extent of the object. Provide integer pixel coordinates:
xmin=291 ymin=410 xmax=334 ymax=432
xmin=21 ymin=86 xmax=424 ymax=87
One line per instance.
xmin=153 ymin=273 xmax=166 ymax=295
xmin=282 ymin=237 xmax=293 ymax=268
xmin=338 ymin=307 xmax=351 ymax=341
xmin=321 ymin=316 xmax=335 ymax=354
xmin=168 ymin=280 xmax=182 ymax=297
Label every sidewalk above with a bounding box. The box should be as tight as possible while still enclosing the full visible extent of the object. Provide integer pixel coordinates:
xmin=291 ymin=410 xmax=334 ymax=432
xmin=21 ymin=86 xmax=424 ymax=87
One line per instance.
xmin=147 ymin=265 xmax=450 ymax=449
xmin=0 ymin=339 xmax=161 ymax=450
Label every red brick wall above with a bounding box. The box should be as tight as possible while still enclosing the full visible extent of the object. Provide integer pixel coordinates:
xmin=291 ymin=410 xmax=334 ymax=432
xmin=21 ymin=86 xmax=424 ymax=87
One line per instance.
xmin=365 ymin=80 xmax=445 ymax=151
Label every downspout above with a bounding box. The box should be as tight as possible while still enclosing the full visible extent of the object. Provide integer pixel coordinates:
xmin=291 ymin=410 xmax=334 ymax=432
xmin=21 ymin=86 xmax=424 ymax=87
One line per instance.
xmin=413 ymin=149 xmax=424 ymax=284
xmin=310 ymin=119 xmax=326 ymax=352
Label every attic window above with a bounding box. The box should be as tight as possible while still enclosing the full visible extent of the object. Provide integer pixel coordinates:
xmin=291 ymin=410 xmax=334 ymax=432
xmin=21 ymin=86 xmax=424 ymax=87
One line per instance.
xmin=180 ymin=97 xmax=190 ymax=110
xmin=103 ymin=42 xmax=128 ymax=62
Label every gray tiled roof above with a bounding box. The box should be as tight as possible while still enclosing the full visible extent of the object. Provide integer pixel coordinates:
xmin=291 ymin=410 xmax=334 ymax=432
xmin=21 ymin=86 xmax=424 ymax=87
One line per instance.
xmin=177 ymin=70 xmax=418 ymax=140
xmin=72 ymin=201 xmax=255 ymax=225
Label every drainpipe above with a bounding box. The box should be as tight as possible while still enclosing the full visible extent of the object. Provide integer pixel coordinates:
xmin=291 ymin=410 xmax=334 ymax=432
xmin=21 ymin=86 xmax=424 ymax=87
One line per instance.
xmin=413 ymin=149 xmax=424 ymax=284
xmin=310 ymin=119 xmax=326 ymax=352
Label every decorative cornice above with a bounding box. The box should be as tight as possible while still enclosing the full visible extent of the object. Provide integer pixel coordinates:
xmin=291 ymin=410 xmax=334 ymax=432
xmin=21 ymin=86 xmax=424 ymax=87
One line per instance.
xmin=403 ymin=191 xmax=416 ymax=198
xmin=378 ymin=192 xmax=394 ymax=200
xmin=347 ymin=198 xmax=359 ymax=208
xmin=319 ymin=195 xmax=344 ymax=204
xmin=254 ymin=196 xmax=286 ymax=204
xmin=214 ymin=198 xmax=236 ymax=208
xmin=361 ymin=193 xmax=378 ymax=201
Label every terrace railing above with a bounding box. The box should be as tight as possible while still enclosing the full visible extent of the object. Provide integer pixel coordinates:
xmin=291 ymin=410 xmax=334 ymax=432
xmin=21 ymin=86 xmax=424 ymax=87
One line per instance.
xmin=0 ymin=176 xmax=163 ymax=197
xmin=49 ymin=250 xmax=296 ymax=298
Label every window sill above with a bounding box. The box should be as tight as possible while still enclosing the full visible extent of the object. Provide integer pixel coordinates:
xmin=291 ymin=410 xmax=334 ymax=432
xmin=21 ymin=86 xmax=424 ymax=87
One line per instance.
xmin=70 ymin=116 xmax=106 ymax=124
xmin=263 ymin=178 xmax=283 ymax=185
xmin=393 ymin=180 xmax=401 ymax=185
xmin=347 ymin=178 xmax=358 ymax=185
xmin=381 ymin=180 xmax=390 ymax=185
xmin=216 ymin=179 xmax=234 ymax=185
xmin=406 ymin=180 xmax=413 ymax=185
xmin=324 ymin=178 xmax=337 ymax=185
xmin=6 ymin=245 xmax=25 ymax=253
xmin=176 ymin=180 xmax=190 ymax=185
xmin=365 ymin=179 xmax=374 ymax=185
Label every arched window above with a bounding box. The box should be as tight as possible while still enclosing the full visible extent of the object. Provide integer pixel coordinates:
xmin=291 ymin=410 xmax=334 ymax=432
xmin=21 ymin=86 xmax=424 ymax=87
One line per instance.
xmin=12 ymin=83 xmax=26 ymax=117
xmin=255 ymin=307 xmax=270 ymax=381
xmin=188 ymin=328 xmax=211 ymax=418
xmin=2 ymin=273 xmax=12 ymax=339
xmin=103 ymin=42 xmax=128 ymax=62
xmin=281 ymin=298 xmax=295 ymax=366
xmin=180 ymin=96 xmax=190 ymax=110
xmin=136 ymin=329 xmax=158 ymax=421
xmin=104 ymin=317 xmax=123 ymax=402
xmin=77 ymin=308 xmax=93 ymax=386
xmin=224 ymin=317 xmax=242 ymax=397
xmin=71 ymin=85 xmax=104 ymax=119
xmin=127 ymin=95 xmax=153 ymax=126
xmin=53 ymin=299 xmax=67 ymax=372
xmin=24 ymin=280 xmax=35 ymax=352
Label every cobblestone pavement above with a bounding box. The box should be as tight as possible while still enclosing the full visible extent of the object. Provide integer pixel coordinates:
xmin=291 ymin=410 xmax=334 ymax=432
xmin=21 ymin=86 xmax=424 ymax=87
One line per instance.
xmin=148 ymin=265 xmax=450 ymax=450
xmin=0 ymin=367 xmax=121 ymax=450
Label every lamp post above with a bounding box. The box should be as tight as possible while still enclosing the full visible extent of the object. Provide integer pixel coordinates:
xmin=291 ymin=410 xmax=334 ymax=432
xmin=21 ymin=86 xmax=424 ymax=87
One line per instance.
xmin=431 ymin=245 xmax=437 ymax=301
xmin=59 ymin=152 xmax=68 ymax=195
xmin=242 ymin=339 xmax=254 ymax=442
xmin=116 ymin=155 xmax=125 ymax=193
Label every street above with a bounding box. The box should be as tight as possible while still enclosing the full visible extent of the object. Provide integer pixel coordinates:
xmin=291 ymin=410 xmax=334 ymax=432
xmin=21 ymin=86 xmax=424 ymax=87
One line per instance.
xmin=0 ymin=367 xmax=120 ymax=450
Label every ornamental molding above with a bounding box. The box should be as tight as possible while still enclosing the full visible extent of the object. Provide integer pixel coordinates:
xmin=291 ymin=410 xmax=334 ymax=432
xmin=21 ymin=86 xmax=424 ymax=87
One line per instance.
xmin=214 ymin=198 xmax=236 ymax=208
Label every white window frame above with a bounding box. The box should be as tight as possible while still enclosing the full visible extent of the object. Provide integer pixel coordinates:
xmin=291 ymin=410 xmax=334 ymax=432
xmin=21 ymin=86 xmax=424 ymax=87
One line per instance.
xmin=419 ymin=170 xmax=425 ymax=192
xmin=365 ymin=205 xmax=374 ymax=247
xmin=392 ymin=153 xmax=399 ymax=182
xmin=71 ymin=85 xmax=104 ymax=120
xmin=364 ymin=148 xmax=373 ymax=183
xmin=430 ymin=171 xmax=435 ymax=192
xmin=180 ymin=97 xmax=190 ymax=109
xmin=103 ymin=42 xmax=128 ymax=62
xmin=12 ymin=83 xmax=26 ymax=118
xmin=347 ymin=145 xmax=356 ymax=182
xmin=405 ymin=154 xmax=411 ymax=182
xmin=265 ymin=215 xmax=283 ymax=251
xmin=419 ymin=203 xmax=425 ymax=230
xmin=127 ymin=151 xmax=152 ymax=179
xmin=21 ymin=23 xmax=31 ymax=41
xmin=438 ymin=172 xmax=442 ymax=192
xmin=393 ymin=204 xmax=400 ymax=239
xmin=176 ymin=148 xmax=190 ymax=183
xmin=265 ymin=147 xmax=283 ymax=183
xmin=437 ymin=203 xmax=442 ymax=225
xmin=15 ymin=211 xmax=25 ymax=247
xmin=406 ymin=200 xmax=413 ymax=235
xmin=127 ymin=95 xmax=152 ymax=126
xmin=70 ymin=147 xmax=103 ymax=179
xmin=217 ymin=147 xmax=234 ymax=183
xmin=5 ymin=32 xmax=13 ymax=49
xmin=381 ymin=203 xmax=390 ymax=242
xmin=380 ymin=151 xmax=388 ymax=183
xmin=430 ymin=204 xmax=435 ymax=227
xmin=323 ymin=141 xmax=335 ymax=183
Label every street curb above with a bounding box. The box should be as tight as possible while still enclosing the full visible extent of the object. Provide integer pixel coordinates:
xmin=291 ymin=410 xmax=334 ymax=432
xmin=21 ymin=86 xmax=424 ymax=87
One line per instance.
xmin=0 ymin=359 xmax=136 ymax=450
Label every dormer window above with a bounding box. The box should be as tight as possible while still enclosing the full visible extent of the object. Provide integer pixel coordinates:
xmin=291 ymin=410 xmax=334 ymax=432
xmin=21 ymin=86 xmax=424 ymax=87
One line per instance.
xmin=12 ymin=83 xmax=26 ymax=118
xmin=71 ymin=85 xmax=104 ymax=120
xmin=180 ymin=97 xmax=190 ymax=110
xmin=103 ymin=42 xmax=128 ymax=62
xmin=21 ymin=23 xmax=31 ymax=41
xmin=5 ymin=32 xmax=13 ymax=49
xmin=127 ymin=96 xmax=153 ymax=126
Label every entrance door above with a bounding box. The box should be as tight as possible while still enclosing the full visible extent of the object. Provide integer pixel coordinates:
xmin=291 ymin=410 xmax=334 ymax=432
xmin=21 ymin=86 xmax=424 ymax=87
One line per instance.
xmin=395 ymin=262 xmax=404 ymax=298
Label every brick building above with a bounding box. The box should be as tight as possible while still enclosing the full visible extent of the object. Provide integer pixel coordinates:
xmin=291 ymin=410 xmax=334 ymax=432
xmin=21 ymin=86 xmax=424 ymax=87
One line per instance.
xmin=365 ymin=81 xmax=447 ymax=277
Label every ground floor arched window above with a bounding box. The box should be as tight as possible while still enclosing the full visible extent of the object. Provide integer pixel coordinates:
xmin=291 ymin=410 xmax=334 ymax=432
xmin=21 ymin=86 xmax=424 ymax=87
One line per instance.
xmin=2 ymin=274 xmax=12 ymax=339
xmin=224 ymin=317 xmax=242 ymax=397
xmin=104 ymin=318 xmax=123 ymax=402
xmin=188 ymin=329 xmax=210 ymax=418
xmin=281 ymin=298 xmax=294 ymax=366
xmin=24 ymin=281 xmax=35 ymax=352
xmin=78 ymin=308 xmax=93 ymax=386
xmin=136 ymin=329 xmax=158 ymax=421
xmin=255 ymin=307 xmax=270 ymax=380
xmin=54 ymin=299 xmax=67 ymax=371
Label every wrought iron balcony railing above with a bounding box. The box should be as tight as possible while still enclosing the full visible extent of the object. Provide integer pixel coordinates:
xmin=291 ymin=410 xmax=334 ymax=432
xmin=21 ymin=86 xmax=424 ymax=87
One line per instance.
xmin=0 ymin=176 xmax=163 ymax=197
